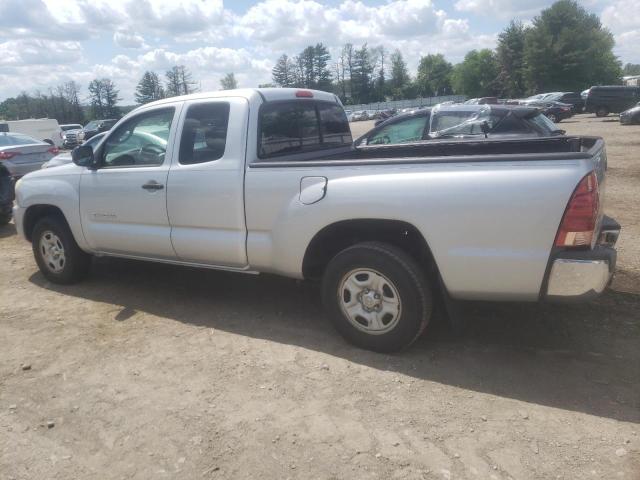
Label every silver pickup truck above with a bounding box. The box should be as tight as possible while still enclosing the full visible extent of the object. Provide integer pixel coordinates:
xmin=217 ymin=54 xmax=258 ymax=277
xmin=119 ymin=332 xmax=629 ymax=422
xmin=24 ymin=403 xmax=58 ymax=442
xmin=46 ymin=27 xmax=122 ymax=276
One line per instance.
xmin=13 ymin=88 xmax=620 ymax=352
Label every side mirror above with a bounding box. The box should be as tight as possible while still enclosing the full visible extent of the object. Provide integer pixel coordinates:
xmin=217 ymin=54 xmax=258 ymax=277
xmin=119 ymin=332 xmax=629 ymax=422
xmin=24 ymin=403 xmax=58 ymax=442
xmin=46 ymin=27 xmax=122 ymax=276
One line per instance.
xmin=72 ymin=145 xmax=96 ymax=168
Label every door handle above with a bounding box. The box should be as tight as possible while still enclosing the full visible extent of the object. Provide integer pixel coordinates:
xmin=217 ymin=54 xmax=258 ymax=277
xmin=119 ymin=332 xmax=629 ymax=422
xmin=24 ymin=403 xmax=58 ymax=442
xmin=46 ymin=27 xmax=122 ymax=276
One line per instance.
xmin=141 ymin=181 xmax=164 ymax=191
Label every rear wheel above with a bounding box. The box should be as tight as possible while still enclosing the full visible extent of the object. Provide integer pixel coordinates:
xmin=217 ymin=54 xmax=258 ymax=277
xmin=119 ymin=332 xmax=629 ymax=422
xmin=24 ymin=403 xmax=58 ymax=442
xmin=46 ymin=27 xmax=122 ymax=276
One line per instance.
xmin=547 ymin=113 xmax=559 ymax=123
xmin=32 ymin=215 xmax=91 ymax=284
xmin=322 ymin=241 xmax=433 ymax=352
xmin=596 ymin=106 xmax=609 ymax=117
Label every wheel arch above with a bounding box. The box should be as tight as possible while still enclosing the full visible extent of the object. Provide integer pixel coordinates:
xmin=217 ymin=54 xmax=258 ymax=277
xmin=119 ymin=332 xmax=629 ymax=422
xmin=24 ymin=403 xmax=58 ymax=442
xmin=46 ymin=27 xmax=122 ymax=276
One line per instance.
xmin=302 ymin=218 xmax=440 ymax=282
xmin=23 ymin=204 xmax=69 ymax=242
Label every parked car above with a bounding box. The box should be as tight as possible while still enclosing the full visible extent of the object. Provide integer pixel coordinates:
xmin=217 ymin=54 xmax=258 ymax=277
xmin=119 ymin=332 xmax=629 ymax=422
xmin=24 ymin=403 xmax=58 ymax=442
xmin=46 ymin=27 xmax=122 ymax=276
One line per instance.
xmin=0 ymin=162 xmax=14 ymax=225
xmin=0 ymin=132 xmax=58 ymax=178
xmin=350 ymin=111 xmax=368 ymax=122
xmin=42 ymin=132 xmax=107 ymax=169
xmin=0 ymin=118 xmax=63 ymax=147
xmin=540 ymin=92 xmax=585 ymax=113
xmin=356 ymin=104 xmax=565 ymax=146
xmin=620 ymin=102 xmax=640 ymax=125
xmin=528 ymin=101 xmax=574 ymax=123
xmin=373 ymin=109 xmax=397 ymax=126
xmin=79 ymin=119 xmax=117 ymax=141
xmin=584 ymin=86 xmax=640 ymax=117
xmin=14 ymin=88 xmax=620 ymax=352
xmin=60 ymin=123 xmax=83 ymax=149
xmin=464 ymin=97 xmax=498 ymax=105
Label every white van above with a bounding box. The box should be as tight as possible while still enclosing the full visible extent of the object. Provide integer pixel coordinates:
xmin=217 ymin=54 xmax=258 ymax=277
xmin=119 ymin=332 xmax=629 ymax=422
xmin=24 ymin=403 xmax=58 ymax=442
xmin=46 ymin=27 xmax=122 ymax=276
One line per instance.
xmin=0 ymin=119 xmax=63 ymax=147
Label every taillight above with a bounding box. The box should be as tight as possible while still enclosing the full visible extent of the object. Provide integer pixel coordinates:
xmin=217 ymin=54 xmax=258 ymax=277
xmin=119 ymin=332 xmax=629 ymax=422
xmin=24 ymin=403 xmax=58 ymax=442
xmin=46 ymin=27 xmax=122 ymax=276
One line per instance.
xmin=555 ymin=171 xmax=599 ymax=248
xmin=296 ymin=90 xmax=313 ymax=98
xmin=48 ymin=147 xmax=60 ymax=155
xmin=0 ymin=151 xmax=18 ymax=160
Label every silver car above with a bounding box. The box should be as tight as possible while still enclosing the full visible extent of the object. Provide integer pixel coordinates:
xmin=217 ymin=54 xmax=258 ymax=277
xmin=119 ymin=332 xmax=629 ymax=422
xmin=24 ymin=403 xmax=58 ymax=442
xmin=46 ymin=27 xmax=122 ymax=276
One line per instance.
xmin=42 ymin=132 xmax=106 ymax=169
xmin=0 ymin=132 xmax=57 ymax=177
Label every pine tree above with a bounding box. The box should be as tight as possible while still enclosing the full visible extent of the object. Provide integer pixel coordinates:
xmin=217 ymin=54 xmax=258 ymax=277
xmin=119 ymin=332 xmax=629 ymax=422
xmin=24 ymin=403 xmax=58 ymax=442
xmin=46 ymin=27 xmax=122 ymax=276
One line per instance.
xmin=165 ymin=65 xmax=197 ymax=97
xmin=389 ymin=49 xmax=410 ymax=100
xmin=272 ymin=54 xmax=296 ymax=87
xmin=135 ymin=71 xmax=164 ymax=105
xmin=102 ymin=79 xmax=120 ymax=118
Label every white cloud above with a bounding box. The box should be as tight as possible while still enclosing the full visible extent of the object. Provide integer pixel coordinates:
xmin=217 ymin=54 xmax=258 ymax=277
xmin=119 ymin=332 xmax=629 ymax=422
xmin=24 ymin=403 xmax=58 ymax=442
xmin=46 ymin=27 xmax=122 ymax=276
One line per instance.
xmin=454 ymin=0 xmax=550 ymax=19
xmin=113 ymin=29 xmax=147 ymax=49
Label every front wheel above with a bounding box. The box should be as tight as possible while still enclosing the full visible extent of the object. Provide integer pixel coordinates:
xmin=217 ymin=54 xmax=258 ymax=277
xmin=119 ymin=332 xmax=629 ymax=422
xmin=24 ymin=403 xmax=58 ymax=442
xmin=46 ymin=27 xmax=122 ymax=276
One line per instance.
xmin=32 ymin=215 xmax=91 ymax=284
xmin=596 ymin=106 xmax=609 ymax=117
xmin=547 ymin=113 xmax=559 ymax=123
xmin=322 ymin=242 xmax=433 ymax=352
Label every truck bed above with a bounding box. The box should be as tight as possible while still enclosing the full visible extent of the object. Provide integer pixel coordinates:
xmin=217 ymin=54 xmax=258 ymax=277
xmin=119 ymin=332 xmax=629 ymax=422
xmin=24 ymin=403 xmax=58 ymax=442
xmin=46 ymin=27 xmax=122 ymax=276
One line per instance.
xmin=251 ymin=136 xmax=603 ymax=168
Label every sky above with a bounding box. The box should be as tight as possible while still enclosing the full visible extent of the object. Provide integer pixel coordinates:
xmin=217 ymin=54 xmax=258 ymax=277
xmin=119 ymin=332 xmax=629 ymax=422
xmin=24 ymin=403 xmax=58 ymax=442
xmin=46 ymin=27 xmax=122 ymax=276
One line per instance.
xmin=0 ymin=0 xmax=638 ymax=104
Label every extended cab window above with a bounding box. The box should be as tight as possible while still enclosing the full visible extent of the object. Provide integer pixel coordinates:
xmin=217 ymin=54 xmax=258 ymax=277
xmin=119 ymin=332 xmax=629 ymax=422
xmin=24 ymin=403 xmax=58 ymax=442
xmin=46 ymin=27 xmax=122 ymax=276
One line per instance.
xmin=179 ymin=103 xmax=230 ymax=164
xmin=258 ymin=101 xmax=351 ymax=159
xmin=102 ymin=108 xmax=174 ymax=167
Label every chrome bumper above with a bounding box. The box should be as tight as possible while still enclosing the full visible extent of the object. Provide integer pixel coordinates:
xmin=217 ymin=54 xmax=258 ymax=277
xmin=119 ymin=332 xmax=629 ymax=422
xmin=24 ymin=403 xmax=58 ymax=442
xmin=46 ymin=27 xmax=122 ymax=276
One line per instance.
xmin=545 ymin=216 xmax=619 ymax=301
xmin=547 ymin=259 xmax=611 ymax=298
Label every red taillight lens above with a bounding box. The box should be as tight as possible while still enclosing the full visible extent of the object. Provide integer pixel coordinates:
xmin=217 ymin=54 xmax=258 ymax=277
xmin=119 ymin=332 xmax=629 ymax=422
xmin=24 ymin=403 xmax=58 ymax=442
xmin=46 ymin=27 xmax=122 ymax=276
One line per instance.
xmin=0 ymin=151 xmax=18 ymax=160
xmin=555 ymin=171 xmax=599 ymax=248
xmin=48 ymin=147 xmax=60 ymax=155
xmin=296 ymin=90 xmax=313 ymax=98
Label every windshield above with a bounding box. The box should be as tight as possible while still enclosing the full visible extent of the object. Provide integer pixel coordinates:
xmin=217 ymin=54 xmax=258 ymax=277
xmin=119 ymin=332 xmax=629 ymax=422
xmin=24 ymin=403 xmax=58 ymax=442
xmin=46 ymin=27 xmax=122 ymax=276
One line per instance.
xmin=84 ymin=121 xmax=100 ymax=130
xmin=61 ymin=125 xmax=81 ymax=131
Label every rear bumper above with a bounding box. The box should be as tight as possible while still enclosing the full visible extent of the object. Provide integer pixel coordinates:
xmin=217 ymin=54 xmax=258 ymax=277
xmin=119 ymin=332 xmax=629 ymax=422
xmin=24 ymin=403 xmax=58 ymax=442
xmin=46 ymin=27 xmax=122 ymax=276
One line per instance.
xmin=544 ymin=216 xmax=620 ymax=301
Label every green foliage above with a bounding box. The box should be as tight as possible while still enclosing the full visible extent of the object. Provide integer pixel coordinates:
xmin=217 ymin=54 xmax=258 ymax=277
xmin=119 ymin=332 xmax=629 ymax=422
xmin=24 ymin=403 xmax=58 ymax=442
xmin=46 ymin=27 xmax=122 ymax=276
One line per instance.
xmin=623 ymin=63 xmax=640 ymax=76
xmin=165 ymin=65 xmax=197 ymax=97
xmin=351 ymin=44 xmax=375 ymax=104
xmin=0 ymin=82 xmax=84 ymax=123
xmin=451 ymin=49 xmax=499 ymax=98
xmin=523 ymin=0 xmax=621 ymax=93
xmin=388 ymin=50 xmax=411 ymax=100
xmin=495 ymin=21 xmax=528 ymax=97
xmin=88 ymin=78 xmax=120 ymax=119
xmin=220 ymin=73 xmax=238 ymax=90
xmin=416 ymin=54 xmax=453 ymax=96
xmin=135 ymin=71 xmax=164 ymax=105
xmin=272 ymin=54 xmax=297 ymax=87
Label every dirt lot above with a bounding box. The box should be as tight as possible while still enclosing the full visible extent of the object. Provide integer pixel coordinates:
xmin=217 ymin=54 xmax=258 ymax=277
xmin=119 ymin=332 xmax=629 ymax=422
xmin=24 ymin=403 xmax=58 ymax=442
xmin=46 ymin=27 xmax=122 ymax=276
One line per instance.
xmin=1 ymin=115 xmax=639 ymax=479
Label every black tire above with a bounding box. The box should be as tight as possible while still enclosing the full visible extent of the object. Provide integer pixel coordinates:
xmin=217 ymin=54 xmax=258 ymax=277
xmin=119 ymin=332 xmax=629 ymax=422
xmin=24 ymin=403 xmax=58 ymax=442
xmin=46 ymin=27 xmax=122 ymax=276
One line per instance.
xmin=322 ymin=241 xmax=433 ymax=353
xmin=32 ymin=215 xmax=91 ymax=284
xmin=547 ymin=113 xmax=559 ymax=123
xmin=0 ymin=213 xmax=11 ymax=225
xmin=595 ymin=106 xmax=609 ymax=117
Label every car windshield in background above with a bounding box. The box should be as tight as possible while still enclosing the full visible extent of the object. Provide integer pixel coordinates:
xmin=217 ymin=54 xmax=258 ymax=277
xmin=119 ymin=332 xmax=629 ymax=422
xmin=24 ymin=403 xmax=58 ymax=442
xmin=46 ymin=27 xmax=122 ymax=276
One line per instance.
xmin=61 ymin=125 xmax=82 ymax=131
xmin=0 ymin=133 xmax=41 ymax=146
xmin=84 ymin=121 xmax=100 ymax=130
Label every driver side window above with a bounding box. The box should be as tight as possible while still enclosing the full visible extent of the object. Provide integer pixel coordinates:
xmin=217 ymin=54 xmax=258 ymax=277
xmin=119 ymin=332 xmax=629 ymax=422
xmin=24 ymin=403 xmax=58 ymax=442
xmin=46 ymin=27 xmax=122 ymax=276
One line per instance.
xmin=367 ymin=116 xmax=428 ymax=145
xmin=102 ymin=108 xmax=174 ymax=168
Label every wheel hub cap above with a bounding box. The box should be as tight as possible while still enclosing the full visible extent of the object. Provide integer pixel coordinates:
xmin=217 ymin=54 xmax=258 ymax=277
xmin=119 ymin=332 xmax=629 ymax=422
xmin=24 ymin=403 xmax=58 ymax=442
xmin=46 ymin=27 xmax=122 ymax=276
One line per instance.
xmin=39 ymin=231 xmax=66 ymax=273
xmin=338 ymin=269 xmax=401 ymax=335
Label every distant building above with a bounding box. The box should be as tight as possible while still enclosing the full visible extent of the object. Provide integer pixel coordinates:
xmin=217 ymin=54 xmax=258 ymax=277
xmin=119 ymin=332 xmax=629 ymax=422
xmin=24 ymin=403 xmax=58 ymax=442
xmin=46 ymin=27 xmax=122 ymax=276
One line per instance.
xmin=623 ymin=75 xmax=640 ymax=86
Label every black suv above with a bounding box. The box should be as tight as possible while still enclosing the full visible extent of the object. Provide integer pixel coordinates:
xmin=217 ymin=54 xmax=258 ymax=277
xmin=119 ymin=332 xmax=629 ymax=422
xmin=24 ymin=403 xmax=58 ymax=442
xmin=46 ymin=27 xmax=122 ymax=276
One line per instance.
xmin=585 ymin=86 xmax=640 ymax=117
xmin=81 ymin=119 xmax=117 ymax=141
xmin=542 ymin=92 xmax=585 ymax=113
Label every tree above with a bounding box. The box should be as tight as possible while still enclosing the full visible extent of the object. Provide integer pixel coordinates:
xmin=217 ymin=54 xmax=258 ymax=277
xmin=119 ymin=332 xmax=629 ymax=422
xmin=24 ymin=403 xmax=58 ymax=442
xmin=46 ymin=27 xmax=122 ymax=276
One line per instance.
xmin=623 ymin=63 xmax=640 ymax=76
xmin=351 ymin=44 xmax=375 ymax=104
xmin=165 ymin=65 xmax=197 ymax=97
xmin=371 ymin=45 xmax=386 ymax=101
xmin=312 ymin=43 xmax=332 ymax=91
xmin=135 ymin=71 xmax=164 ymax=105
xmin=416 ymin=54 xmax=453 ymax=97
xmin=389 ymin=49 xmax=410 ymax=100
xmin=272 ymin=54 xmax=296 ymax=87
xmin=220 ymin=73 xmax=238 ymax=90
xmin=451 ymin=49 xmax=499 ymax=98
xmin=88 ymin=79 xmax=120 ymax=119
xmin=63 ymin=81 xmax=84 ymax=123
xmin=495 ymin=21 xmax=528 ymax=97
xmin=523 ymin=0 xmax=621 ymax=93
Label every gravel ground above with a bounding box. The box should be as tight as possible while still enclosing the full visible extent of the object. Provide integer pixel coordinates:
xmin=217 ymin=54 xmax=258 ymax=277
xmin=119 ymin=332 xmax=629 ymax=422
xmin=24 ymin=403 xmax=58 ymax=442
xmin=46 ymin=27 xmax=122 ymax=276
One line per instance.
xmin=1 ymin=114 xmax=638 ymax=479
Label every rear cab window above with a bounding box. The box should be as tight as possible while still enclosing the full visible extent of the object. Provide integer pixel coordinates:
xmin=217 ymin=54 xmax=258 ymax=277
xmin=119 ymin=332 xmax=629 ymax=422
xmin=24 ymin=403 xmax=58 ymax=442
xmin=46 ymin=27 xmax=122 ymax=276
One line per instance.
xmin=258 ymin=100 xmax=351 ymax=160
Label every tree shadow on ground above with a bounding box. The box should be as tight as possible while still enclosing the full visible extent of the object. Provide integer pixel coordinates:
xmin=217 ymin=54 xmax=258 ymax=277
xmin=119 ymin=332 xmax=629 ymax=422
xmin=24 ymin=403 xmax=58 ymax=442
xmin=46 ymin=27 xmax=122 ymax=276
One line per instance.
xmin=30 ymin=256 xmax=640 ymax=424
